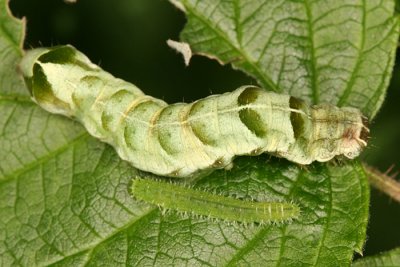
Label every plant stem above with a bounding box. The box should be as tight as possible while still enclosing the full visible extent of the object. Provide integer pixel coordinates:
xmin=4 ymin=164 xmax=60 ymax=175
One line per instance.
xmin=363 ymin=163 xmax=400 ymax=203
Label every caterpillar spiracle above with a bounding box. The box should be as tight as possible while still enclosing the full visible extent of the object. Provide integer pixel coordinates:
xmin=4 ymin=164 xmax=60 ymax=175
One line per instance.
xmin=20 ymin=45 xmax=369 ymax=178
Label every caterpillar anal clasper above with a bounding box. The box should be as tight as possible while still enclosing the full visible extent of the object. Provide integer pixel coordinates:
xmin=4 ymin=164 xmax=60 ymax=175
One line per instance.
xmin=20 ymin=45 xmax=369 ymax=178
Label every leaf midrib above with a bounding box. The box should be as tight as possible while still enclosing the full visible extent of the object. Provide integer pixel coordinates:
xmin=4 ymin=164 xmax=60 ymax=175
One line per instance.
xmin=304 ymin=0 xmax=319 ymax=105
xmin=0 ymin=94 xmax=32 ymax=102
xmin=336 ymin=0 xmax=366 ymax=108
xmin=0 ymin=131 xmax=87 ymax=185
xmin=181 ymin=0 xmax=278 ymax=92
xmin=41 ymin=209 xmax=160 ymax=267
xmin=225 ymin=168 xmax=304 ymax=267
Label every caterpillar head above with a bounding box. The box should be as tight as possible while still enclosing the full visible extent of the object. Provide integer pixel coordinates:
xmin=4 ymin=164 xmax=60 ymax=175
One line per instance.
xmin=311 ymin=105 xmax=369 ymax=162
xmin=339 ymin=113 xmax=369 ymax=159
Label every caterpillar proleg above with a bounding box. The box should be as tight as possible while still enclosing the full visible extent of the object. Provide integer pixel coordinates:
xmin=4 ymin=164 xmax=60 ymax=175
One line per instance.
xmin=20 ymin=45 xmax=369 ymax=178
xmin=131 ymin=178 xmax=300 ymax=223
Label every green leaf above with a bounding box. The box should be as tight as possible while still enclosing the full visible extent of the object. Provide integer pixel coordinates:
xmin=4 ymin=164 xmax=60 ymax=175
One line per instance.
xmin=0 ymin=0 xmax=25 ymax=97
xmin=172 ymin=0 xmax=400 ymax=119
xmin=352 ymin=247 xmax=400 ymax=266
xmin=1 ymin=0 xmax=398 ymax=266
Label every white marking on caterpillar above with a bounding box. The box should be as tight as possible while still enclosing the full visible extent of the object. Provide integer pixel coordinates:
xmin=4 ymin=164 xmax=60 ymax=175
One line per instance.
xmin=20 ymin=45 xmax=369 ymax=178
xmin=131 ymin=178 xmax=300 ymax=223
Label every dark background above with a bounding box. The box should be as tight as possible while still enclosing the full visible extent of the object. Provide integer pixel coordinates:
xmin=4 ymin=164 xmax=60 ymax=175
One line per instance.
xmin=10 ymin=0 xmax=400 ymax=257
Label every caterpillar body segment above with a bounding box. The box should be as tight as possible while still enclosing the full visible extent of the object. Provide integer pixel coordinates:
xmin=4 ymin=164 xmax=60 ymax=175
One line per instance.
xmin=20 ymin=45 xmax=369 ymax=178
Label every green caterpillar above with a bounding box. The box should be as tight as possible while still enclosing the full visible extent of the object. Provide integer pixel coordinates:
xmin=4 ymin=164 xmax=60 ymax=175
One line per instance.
xmin=131 ymin=178 xmax=300 ymax=223
xmin=20 ymin=45 xmax=369 ymax=178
